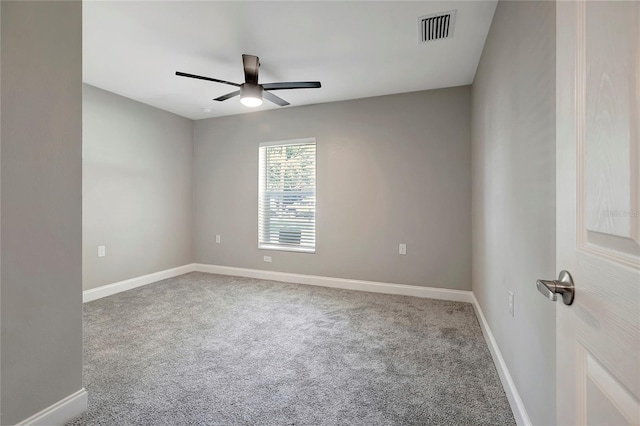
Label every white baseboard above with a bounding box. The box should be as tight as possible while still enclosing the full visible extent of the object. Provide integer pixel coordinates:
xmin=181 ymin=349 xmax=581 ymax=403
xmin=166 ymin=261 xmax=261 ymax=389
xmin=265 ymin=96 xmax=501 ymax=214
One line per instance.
xmin=83 ymin=264 xmax=196 ymax=303
xmin=193 ymin=263 xmax=473 ymax=303
xmin=83 ymin=263 xmax=472 ymax=304
xmin=16 ymin=388 xmax=88 ymax=426
xmin=470 ymin=294 xmax=531 ymax=426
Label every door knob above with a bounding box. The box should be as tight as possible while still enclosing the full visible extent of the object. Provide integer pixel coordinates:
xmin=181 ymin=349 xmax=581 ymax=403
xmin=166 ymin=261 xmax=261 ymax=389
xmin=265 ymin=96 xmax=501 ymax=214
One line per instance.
xmin=536 ymin=270 xmax=575 ymax=305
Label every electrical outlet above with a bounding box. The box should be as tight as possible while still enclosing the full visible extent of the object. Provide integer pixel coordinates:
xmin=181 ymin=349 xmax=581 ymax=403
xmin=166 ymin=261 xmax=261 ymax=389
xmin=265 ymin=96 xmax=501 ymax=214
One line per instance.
xmin=98 ymin=245 xmax=106 ymax=258
xmin=508 ymin=291 xmax=514 ymax=317
xmin=216 ymin=235 xmax=221 ymax=244
xmin=263 ymin=255 xmax=272 ymax=263
xmin=399 ymin=243 xmax=407 ymax=255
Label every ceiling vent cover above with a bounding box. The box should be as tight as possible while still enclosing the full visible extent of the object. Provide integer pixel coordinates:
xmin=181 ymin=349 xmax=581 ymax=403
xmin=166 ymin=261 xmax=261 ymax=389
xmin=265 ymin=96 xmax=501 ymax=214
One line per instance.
xmin=419 ymin=10 xmax=456 ymax=43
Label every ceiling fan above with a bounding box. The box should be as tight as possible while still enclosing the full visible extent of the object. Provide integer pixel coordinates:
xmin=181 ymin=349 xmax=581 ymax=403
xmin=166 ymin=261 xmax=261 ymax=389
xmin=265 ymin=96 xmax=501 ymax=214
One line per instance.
xmin=176 ymin=54 xmax=321 ymax=108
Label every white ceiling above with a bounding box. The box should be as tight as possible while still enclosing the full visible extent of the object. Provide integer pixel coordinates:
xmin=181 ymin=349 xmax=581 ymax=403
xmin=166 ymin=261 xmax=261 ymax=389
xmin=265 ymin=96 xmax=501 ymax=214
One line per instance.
xmin=83 ymin=1 xmax=497 ymax=120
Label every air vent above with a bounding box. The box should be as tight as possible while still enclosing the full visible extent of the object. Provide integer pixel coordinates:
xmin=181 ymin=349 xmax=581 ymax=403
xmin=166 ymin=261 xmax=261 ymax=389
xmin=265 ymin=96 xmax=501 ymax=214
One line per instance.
xmin=419 ymin=10 xmax=456 ymax=43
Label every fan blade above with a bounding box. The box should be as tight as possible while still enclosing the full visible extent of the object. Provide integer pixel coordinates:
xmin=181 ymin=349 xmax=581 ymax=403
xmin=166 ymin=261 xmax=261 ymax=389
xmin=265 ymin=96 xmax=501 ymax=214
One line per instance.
xmin=214 ymin=90 xmax=240 ymax=102
xmin=263 ymin=90 xmax=290 ymax=107
xmin=262 ymin=81 xmax=321 ymax=91
xmin=175 ymin=71 xmax=240 ymax=87
xmin=242 ymin=54 xmax=260 ymax=84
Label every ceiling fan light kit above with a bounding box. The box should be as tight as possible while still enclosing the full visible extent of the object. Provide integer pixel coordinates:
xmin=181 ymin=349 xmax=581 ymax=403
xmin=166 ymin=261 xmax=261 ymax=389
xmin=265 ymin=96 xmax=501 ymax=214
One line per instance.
xmin=176 ymin=54 xmax=321 ymax=109
xmin=240 ymin=84 xmax=263 ymax=107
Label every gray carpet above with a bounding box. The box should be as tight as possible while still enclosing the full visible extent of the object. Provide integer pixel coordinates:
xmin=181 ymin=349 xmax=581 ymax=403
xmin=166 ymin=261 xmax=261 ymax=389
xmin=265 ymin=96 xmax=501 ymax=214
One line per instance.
xmin=68 ymin=272 xmax=515 ymax=425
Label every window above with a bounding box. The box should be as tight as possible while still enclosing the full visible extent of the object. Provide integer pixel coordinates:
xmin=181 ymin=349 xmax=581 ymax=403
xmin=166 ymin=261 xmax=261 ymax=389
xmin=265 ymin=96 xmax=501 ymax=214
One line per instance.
xmin=258 ymin=138 xmax=316 ymax=253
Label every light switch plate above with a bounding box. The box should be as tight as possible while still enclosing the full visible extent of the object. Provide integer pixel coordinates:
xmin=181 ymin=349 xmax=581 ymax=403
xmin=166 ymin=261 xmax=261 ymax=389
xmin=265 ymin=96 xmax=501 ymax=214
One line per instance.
xmin=399 ymin=243 xmax=407 ymax=255
xmin=98 ymin=245 xmax=106 ymax=258
xmin=263 ymin=255 xmax=272 ymax=263
xmin=215 ymin=235 xmax=221 ymax=244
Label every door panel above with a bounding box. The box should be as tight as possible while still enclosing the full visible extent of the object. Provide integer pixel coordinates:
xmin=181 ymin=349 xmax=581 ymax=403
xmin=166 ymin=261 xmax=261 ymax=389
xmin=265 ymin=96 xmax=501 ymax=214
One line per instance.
xmin=557 ymin=1 xmax=640 ymax=425
xmin=584 ymin=2 xmax=639 ymax=244
xmin=581 ymin=346 xmax=639 ymax=425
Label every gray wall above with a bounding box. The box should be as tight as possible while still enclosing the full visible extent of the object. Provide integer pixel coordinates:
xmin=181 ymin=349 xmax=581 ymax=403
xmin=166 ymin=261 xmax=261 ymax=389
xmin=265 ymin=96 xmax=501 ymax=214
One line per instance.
xmin=83 ymin=85 xmax=194 ymax=290
xmin=471 ymin=1 xmax=556 ymax=424
xmin=1 ymin=1 xmax=83 ymax=424
xmin=194 ymin=87 xmax=471 ymax=290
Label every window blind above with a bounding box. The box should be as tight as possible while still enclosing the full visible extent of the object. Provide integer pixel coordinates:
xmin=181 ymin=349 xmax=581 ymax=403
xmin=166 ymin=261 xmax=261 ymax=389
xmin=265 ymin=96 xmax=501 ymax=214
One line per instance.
xmin=258 ymin=138 xmax=316 ymax=253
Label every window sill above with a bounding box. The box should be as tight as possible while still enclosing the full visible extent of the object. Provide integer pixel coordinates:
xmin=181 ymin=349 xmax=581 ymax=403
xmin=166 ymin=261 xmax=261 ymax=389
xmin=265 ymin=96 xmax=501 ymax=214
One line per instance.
xmin=258 ymin=244 xmax=316 ymax=254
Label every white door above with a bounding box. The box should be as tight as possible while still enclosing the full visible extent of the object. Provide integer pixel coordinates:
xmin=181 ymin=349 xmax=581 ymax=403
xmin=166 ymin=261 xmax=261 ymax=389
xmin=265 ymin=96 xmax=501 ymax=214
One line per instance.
xmin=555 ymin=1 xmax=640 ymax=425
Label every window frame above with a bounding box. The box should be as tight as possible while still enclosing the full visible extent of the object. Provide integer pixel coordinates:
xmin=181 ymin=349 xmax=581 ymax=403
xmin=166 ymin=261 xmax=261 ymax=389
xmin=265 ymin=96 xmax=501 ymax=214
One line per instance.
xmin=257 ymin=137 xmax=317 ymax=254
